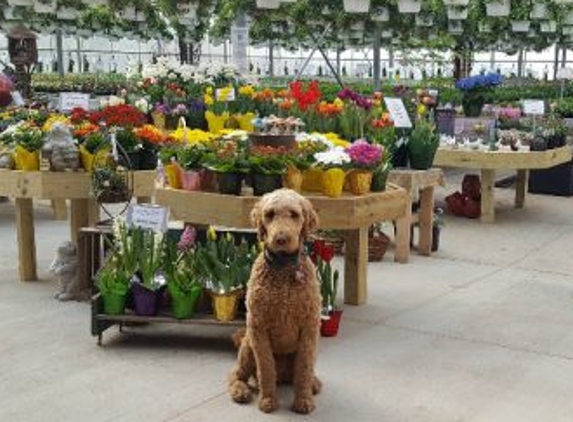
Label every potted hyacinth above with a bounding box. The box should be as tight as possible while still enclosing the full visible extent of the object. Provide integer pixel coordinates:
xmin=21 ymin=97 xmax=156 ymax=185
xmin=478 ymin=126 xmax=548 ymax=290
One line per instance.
xmin=456 ymin=73 xmax=503 ymax=117
xmin=314 ymin=147 xmax=351 ymax=198
xmin=96 ymin=258 xmax=130 ymax=315
xmin=346 ymin=140 xmax=383 ymax=195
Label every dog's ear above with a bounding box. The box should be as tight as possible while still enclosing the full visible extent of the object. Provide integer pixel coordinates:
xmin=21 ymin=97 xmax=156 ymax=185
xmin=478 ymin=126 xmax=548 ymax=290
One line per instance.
xmin=301 ymin=197 xmax=318 ymax=239
xmin=251 ymin=200 xmax=266 ymax=241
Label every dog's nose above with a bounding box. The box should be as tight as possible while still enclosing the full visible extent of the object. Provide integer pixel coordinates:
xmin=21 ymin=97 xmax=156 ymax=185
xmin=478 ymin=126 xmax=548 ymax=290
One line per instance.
xmin=276 ymin=235 xmax=289 ymax=246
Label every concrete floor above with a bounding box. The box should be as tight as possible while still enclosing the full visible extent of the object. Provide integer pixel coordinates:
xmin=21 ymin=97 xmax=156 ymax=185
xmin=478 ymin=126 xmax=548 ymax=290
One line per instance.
xmin=2 ymin=172 xmax=573 ymax=422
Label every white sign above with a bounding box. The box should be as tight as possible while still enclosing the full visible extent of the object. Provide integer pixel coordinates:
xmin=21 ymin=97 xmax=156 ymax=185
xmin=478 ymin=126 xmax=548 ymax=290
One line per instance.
xmin=11 ymin=91 xmax=24 ymax=106
xmin=522 ymin=100 xmax=545 ymax=115
xmin=59 ymin=92 xmax=90 ymax=112
xmin=127 ymin=204 xmax=169 ymax=233
xmin=384 ymin=97 xmax=413 ymax=128
xmin=215 ymin=87 xmax=236 ymax=102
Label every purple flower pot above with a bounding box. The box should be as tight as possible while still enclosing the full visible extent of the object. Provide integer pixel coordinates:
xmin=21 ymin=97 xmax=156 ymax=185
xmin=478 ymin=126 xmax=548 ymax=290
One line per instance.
xmin=131 ymin=282 xmax=165 ymax=316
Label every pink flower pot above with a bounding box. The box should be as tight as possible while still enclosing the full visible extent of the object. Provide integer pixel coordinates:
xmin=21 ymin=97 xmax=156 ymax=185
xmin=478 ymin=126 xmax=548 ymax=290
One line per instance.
xmin=181 ymin=170 xmax=202 ymax=191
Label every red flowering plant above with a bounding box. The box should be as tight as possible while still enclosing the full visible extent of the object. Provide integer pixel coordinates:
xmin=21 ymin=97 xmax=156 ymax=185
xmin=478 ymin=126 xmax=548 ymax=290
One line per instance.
xmin=89 ymin=104 xmax=147 ymax=129
xmin=289 ymin=80 xmax=322 ymax=113
xmin=346 ymin=140 xmax=384 ymax=170
xmin=70 ymin=107 xmax=91 ymax=124
xmin=311 ymin=240 xmax=339 ymax=315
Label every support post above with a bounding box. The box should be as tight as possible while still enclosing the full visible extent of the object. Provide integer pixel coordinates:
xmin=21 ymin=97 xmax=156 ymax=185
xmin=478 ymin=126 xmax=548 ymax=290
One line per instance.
xmin=373 ymin=25 xmax=381 ymax=90
xmin=481 ymin=169 xmax=496 ymax=223
xmin=344 ymin=228 xmax=368 ymax=306
xmin=268 ymin=40 xmax=274 ymax=77
xmin=418 ymin=186 xmax=435 ymax=256
xmin=56 ymin=30 xmax=64 ymax=79
xmin=15 ymin=198 xmax=37 ymax=281
xmin=515 ymin=170 xmax=529 ymax=209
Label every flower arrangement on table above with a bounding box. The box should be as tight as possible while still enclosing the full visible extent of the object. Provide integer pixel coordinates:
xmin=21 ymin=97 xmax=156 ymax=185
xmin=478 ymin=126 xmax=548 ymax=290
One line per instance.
xmin=313 ymin=146 xmax=351 ymax=198
xmin=204 ymin=86 xmax=233 ymax=134
xmin=346 ymin=140 xmax=384 ymax=195
xmin=456 ymin=73 xmax=503 ymax=117
xmin=2 ymin=123 xmax=45 ymax=171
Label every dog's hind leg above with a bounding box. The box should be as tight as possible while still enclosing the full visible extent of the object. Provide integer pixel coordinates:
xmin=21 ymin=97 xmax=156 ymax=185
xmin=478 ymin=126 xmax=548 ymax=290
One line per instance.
xmin=229 ymin=339 xmax=256 ymax=404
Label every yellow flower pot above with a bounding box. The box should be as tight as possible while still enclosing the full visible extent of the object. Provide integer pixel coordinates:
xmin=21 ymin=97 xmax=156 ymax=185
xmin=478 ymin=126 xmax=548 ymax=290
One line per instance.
xmin=347 ymin=170 xmax=373 ymax=196
xmin=211 ymin=290 xmax=242 ymax=322
xmin=13 ymin=146 xmax=39 ymax=171
xmin=79 ymin=146 xmax=110 ymax=172
xmin=151 ymin=111 xmax=166 ymax=132
xmin=283 ymin=166 xmax=303 ymax=192
xmin=301 ymin=168 xmax=324 ymax=192
xmin=322 ymin=168 xmax=346 ymax=198
xmin=205 ymin=111 xmax=230 ymax=134
xmin=164 ymin=163 xmax=182 ymax=189
xmin=234 ymin=112 xmax=256 ymax=132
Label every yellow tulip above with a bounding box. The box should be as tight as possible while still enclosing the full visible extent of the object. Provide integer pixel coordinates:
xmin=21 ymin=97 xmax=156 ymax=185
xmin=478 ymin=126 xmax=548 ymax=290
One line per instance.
xmin=204 ymin=94 xmax=214 ymax=106
xmin=205 ymin=86 xmax=214 ymax=95
xmin=417 ymin=104 xmax=428 ymax=116
xmin=207 ymin=226 xmax=217 ymax=241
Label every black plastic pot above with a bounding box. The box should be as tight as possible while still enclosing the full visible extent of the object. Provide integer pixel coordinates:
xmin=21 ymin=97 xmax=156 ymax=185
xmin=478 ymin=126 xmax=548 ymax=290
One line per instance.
xmin=252 ymin=173 xmax=283 ymax=196
xmin=139 ymin=148 xmax=158 ymax=170
xmin=216 ymin=172 xmax=243 ymax=195
xmin=432 ymin=225 xmax=441 ymax=252
xmin=392 ymin=144 xmax=409 ymax=168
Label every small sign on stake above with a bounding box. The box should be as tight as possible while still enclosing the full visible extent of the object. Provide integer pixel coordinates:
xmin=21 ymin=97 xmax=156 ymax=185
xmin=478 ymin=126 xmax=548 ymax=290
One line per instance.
xmin=215 ymin=87 xmax=236 ymax=102
xmin=59 ymin=92 xmax=90 ymax=112
xmin=126 ymin=204 xmax=170 ymax=233
xmin=522 ymin=100 xmax=545 ymax=116
xmin=384 ymin=97 xmax=413 ymax=128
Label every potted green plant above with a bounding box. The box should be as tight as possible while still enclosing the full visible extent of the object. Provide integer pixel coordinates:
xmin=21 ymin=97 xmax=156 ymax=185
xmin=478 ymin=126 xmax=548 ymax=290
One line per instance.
xmin=248 ymin=145 xmax=286 ymax=196
xmin=163 ymin=226 xmax=203 ymax=319
xmin=92 ymin=166 xmax=130 ymax=203
xmin=12 ymin=125 xmax=44 ymax=171
xmin=80 ymin=131 xmax=109 ymax=172
xmin=96 ymin=258 xmax=130 ymax=315
xmin=116 ymin=128 xmax=142 ymax=170
xmin=206 ymin=140 xmax=249 ymax=196
xmin=195 ymin=228 xmax=257 ymax=322
xmin=311 ymin=240 xmax=342 ymax=337
xmin=407 ymin=118 xmax=440 ymax=170
xmin=177 ymin=145 xmax=207 ymax=191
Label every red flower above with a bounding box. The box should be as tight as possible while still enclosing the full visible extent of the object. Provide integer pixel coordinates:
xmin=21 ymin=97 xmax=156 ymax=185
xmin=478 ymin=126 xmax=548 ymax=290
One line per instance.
xmin=70 ymin=107 xmax=90 ymax=124
xmin=311 ymin=239 xmax=334 ymax=263
xmin=90 ymin=104 xmax=147 ymax=128
xmin=289 ymin=80 xmax=322 ymax=112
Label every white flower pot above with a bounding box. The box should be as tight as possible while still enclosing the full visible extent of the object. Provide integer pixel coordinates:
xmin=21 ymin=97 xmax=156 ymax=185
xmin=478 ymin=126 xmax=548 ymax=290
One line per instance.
xmin=415 ymin=15 xmax=433 ymax=27
xmin=540 ymin=21 xmax=557 ymax=33
xmin=343 ymin=0 xmax=370 ymax=13
xmin=447 ymin=7 xmax=468 ymax=20
xmin=81 ymin=0 xmax=107 ymax=5
xmin=478 ymin=22 xmax=492 ymax=33
xmin=443 ymin=0 xmax=469 ymax=5
xmin=121 ymin=6 xmax=137 ymax=21
xmin=555 ymin=0 xmax=573 ymax=4
xmin=33 ymin=0 xmax=56 ymax=14
xmin=371 ymin=7 xmax=389 ymax=22
xmin=564 ymin=27 xmax=573 ymax=36
xmin=448 ymin=21 xmax=463 ymax=34
xmin=56 ymin=8 xmax=78 ymax=20
xmin=256 ymin=0 xmax=280 ymax=9
xmin=485 ymin=0 xmax=510 ymax=17
xmin=530 ymin=3 xmax=547 ymax=20
xmin=397 ymin=0 xmax=421 ymax=14
xmin=7 ymin=0 xmax=32 ymax=6
xmin=511 ymin=21 xmax=530 ymax=32
xmin=565 ymin=12 xmax=573 ymax=25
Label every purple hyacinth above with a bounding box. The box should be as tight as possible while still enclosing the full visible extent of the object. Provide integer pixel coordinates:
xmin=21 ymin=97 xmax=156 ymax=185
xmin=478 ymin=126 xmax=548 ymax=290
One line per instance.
xmin=178 ymin=226 xmax=197 ymax=251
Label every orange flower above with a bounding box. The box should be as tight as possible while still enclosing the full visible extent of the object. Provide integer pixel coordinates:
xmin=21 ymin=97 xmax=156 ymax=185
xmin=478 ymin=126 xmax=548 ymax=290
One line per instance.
xmin=279 ymin=99 xmax=294 ymax=111
xmin=73 ymin=122 xmax=99 ymax=140
xmin=133 ymin=125 xmax=166 ymax=145
xmin=372 ymin=112 xmax=394 ymax=129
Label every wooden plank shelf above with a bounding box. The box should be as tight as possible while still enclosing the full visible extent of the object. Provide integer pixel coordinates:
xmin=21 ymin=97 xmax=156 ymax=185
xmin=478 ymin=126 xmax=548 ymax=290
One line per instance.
xmin=96 ymin=312 xmax=245 ymax=327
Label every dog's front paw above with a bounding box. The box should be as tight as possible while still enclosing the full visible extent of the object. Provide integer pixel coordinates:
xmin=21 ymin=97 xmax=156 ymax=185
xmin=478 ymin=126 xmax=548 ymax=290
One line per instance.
xmin=292 ymin=396 xmax=315 ymax=414
xmin=312 ymin=376 xmax=323 ymax=395
xmin=229 ymin=380 xmax=252 ymax=404
xmin=258 ymin=396 xmax=279 ymax=413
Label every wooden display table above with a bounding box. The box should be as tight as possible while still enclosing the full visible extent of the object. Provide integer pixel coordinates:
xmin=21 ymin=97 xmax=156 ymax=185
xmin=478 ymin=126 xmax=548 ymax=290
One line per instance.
xmin=434 ymin=146 xmax=572 ymax=223
xmin=0 ymin=170 xmax=156 ymax=282
xmin=155 ymin=185 xmax=412 ymax=306
xmin=389 ymin=168 xmax=445 ymax=255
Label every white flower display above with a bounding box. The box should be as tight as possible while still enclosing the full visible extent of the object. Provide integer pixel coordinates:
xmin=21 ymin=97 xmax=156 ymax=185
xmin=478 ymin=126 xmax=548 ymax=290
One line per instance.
xmin=134 ymin=98 xmax=150 ymax=113
xmin=314 ymin=147 xmax=351 ymax=167
xmin=295 ymin=132 xmax=334 ymax=149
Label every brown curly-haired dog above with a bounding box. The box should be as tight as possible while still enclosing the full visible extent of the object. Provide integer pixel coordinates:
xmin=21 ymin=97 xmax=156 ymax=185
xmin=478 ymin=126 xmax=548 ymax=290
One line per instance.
xmin=229 ymin=189 xmax=322 ymax=414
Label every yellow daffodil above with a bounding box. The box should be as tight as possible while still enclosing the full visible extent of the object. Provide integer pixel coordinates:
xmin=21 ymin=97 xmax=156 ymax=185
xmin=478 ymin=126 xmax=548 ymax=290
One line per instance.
xmin=205 ymin=86 xmax=214 ymax=95
xmin=225 ymin=232 xmax=233 ymax=243
xmin=239 ymin=85 xmax=255 ymax=97
xmin=204 ymin=93 xmax=214 ymax=106
xmin=217 ymin=86 xmax=233 ymax=102
xmin=207 ymin=226 xmax=217 ymax=241
xmin=324 ymin=132 xmax=351 ymax=148
xmin=333 ymin=98 xmax=344 ymax=108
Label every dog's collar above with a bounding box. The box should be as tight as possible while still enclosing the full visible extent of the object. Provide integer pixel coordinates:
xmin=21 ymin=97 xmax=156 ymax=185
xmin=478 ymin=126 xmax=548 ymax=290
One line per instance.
xmin=264 ymin=248 xmax=301 ymax=270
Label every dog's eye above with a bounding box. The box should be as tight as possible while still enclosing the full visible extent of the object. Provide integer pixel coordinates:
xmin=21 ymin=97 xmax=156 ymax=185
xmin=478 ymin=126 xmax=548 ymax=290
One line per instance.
xmin=291 ymin=211 xmax=300 ymax=219
xmin=265 ymin=210 xmax=275 ymax=220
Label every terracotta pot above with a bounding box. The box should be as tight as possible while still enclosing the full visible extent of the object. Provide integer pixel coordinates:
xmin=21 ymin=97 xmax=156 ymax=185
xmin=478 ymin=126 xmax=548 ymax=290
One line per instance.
xmin=322 ymin=168 xmax=346 ymax=198
xmin=320 ymin=310 xmax=343 ymax=337
xmin=347 ymin=170 xmax=373 ymax=195
xmin=283 ymin=166 xmax=303 ymax=192
xmin=200 ymin=169 xmax=217 ymax=191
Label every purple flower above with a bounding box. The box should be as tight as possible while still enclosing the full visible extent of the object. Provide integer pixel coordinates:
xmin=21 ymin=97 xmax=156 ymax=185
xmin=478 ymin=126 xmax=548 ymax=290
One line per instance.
xmin=346 ymin=140 xmax=383 ymax=168
xmin=178 ymin=226 xmax=196 ymax=251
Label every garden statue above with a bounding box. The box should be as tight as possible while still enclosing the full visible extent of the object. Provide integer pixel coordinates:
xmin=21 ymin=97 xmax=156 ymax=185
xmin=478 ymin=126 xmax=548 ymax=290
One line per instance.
xmin=7 ymin=25 xmax=37 ymax=99
xmin=50 ymin=242 xmax=87 ymax=302
xmin=43 ymin=123 xmax=80 ymax=172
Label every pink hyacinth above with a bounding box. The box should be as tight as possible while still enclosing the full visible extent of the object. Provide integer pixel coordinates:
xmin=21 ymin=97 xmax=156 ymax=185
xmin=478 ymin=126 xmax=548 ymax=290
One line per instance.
xmin=178 ymin=226 xmax=197 ymax=251
xmin=346 ymin=140 xmax=383 ymax=168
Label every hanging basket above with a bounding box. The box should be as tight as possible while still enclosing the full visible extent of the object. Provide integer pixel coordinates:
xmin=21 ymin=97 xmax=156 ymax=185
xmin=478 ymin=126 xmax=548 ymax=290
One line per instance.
xmin=485 ymin=0 xmax=510 ymax=17
xmin=33 ymin=0 xmax=56 ymax=14
xmin=56 ymin=8 xmax=78 ymax=20
xmin=256 ymin=0 xmax=281 ymax=9
xmin=397 ymin=0 xmax=421 ymax=14
xmin=511 ymin=21 xmax=530 ymax=33
xmin=415 ymin=15 xmax=433 ymax=27
xmin=7 ymin=0 xmax=33 ymax=5
xmin=447 ymin=7 xmax=468 ymax=20
xmin=541 ymin=21 xmax=557 ymax=33
xmin=443 ymin=0 xmax=469 ymax=5
xmin=343 ymin=0 xmax=370 ymax=13
xmin=530 ymin=3 xmax=548 ymax=20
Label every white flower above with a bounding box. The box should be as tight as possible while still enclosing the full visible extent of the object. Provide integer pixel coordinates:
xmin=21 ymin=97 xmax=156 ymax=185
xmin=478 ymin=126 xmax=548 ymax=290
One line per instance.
xmin=135 ymin=98 xmax=150 ymax=113
xmin=314 ymin=147 xmax=351 ymax=167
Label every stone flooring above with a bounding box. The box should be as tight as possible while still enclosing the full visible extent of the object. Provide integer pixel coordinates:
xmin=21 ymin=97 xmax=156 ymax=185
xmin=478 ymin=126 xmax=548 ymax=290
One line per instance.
xmin=1 ymin=171 xmax=573 ymax=421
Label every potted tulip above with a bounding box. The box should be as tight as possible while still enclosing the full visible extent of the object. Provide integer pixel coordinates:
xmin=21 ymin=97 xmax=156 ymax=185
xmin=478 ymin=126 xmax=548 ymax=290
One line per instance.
xmin=164 ymin=226 xmax=203 ymax=319
xmin=195 ymin=228 xmax=257 ymax=322
xmin=284 ymin=148 xmax=313 ymax=192
xmin=96 ymin=258 xmax=130 ymax=315
xmin=248 ymin=145 xmax=287 ymax=196
xmin=311 ymin=240 xmax=342 ymax=337
xmin=345 ymin=139 xmax=383 ymax=195
xmin=204 ymin=86 xmax=231 ymax=134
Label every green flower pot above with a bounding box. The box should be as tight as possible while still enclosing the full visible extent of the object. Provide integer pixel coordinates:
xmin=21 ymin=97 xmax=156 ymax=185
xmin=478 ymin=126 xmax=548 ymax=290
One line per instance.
xmin=408 ymin=144 xmax=438 ymax=170
xmin=371 ymin=168 xmax=389 ymax=192
xmin=102 ymin=293 xmax=127 ymax=315
xmin=462 ymin=93 xmax=485 ymax=117
xmin=169 ymin=285 xmax=202 ymax=319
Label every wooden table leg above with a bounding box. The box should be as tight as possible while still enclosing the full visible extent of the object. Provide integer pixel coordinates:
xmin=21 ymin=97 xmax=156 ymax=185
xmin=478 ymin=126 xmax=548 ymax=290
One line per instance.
xmin=51 ymin=199 xmax=68 ymax=221
xmin=87 ymin=198 xmax=100 ymax=227
xmin=515 ymin=169 xmax=529 ymax=209
xmin=481 ymin=169 xmax=496 ymax=224
xmin=344 ymin=228 xmax=368 ymax=306
xmin=15 ymin=198 xmax=37 ymax=281
xmin=394 ymin=199 xmax=412 ymax=263
xmin=418 ymin=186 xmax=435 ymax=256
xmin=70 ymin=199 xmax=90 ymax=245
